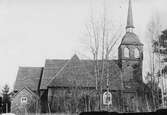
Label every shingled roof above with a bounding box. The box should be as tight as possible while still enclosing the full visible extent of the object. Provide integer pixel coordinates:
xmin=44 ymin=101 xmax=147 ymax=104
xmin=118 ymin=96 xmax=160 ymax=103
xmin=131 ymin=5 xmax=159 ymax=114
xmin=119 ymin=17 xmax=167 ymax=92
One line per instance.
xmin=15 ymin=55 xmax=123 ymax=90
xmin=48 ymin=55 xmax=96 ymax=88
xmin=40 ymin=55 xmax=123 ymax=90
xmin=121 ymin=32 xmax=143 ymax=45
xmin=14 ymin=67 xmax=43 ymax=91
xmin=40 ymin=59 xmax=68 ymax=89
xmin=100 ymin=60 xmax=123 ymax=90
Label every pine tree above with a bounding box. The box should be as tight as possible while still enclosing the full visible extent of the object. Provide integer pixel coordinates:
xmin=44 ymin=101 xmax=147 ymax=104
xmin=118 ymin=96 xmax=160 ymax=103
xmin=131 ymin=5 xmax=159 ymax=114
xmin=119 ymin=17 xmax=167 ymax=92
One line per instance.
xmin=2 ymin=84 xmax=11 ymax=113
xmin=0 ymin=96 xmax=2 ymax=113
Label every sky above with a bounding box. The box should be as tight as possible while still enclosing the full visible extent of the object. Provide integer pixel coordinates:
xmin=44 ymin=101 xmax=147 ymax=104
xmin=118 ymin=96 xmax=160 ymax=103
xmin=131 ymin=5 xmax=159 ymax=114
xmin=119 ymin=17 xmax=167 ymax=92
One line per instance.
xmin=0 ymin=0 xmax=167 ymax=91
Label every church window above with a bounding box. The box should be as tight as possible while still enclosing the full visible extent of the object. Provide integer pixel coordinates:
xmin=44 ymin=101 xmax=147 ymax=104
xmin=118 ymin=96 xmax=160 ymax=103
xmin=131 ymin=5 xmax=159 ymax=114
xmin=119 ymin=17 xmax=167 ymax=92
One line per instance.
xmin=134 ymin=48 xmax=140 ymax=58
xmin=103 ymin=91 xmax=112 ymax=105
xmin=21 ymin=96 xmax=27 ymax=104
xmin=124 ymin=47 xmax=130 ymax=58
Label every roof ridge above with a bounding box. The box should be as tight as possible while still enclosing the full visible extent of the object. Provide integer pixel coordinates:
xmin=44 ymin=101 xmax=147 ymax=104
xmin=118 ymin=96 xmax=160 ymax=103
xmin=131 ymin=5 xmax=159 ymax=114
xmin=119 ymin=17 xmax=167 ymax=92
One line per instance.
xmin=19 ymin=66 xmax=43 ymax=68
xmin=44 ymin=59 xmax=117 ymax=61
xmin=45 ymin=59 xmax=68 ymax=61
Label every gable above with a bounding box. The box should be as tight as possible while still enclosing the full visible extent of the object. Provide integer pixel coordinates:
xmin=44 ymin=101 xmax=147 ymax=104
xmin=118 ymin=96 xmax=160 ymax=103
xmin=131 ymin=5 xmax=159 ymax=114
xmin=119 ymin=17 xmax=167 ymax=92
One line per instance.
xmin=48 ymin=55 xmax=96 ymax=88
xmin=11 ymin=87 xmax=39 ymax=112
xmin=13 ymin=87 xmax=39 ymax=99
xmin=14 ymin=67 xmax=43 ymax=91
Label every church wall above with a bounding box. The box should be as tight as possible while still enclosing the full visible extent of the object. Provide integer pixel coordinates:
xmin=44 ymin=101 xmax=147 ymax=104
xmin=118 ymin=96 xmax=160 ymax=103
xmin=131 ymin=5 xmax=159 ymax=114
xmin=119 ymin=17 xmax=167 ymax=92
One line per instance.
xmin=101 ymin=90 xmax=122 ymax=112
xmin=121 ymin=89 xmax=152 ymax=112
xmin=47 ymin=88 xmax=125 ymax=113
xmin=11 ymin=88 xmax=39 ymax=114
xmin=40 ymin=90 xmax=49 ymax=113
xmin=47 ymin=87 xmax=98 ymax=113
xmin=122 ymin=92 xmax=138 ymax=112
xmin=136 ymin=88 xmax=157 ymax=112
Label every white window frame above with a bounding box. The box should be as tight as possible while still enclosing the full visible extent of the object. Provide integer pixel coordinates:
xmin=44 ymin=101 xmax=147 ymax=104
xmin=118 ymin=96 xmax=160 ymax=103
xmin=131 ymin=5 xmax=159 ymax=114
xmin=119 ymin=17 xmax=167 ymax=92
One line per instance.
xmin=124 ymin=47 xmax=130 ymax=58
xmin=21 ymin=96 xmax=27 ymax=104
xmin=134 ymin=48 xmax=140 ymax=58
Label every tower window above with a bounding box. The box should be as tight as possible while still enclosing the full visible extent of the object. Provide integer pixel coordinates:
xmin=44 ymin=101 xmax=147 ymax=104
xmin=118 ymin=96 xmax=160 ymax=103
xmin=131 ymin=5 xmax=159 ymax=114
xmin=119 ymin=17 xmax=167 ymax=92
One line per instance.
xmin=124 ymin=47 xmax=130 ymax=58
xmin=134 ymin=48 xmax=140 ymax=58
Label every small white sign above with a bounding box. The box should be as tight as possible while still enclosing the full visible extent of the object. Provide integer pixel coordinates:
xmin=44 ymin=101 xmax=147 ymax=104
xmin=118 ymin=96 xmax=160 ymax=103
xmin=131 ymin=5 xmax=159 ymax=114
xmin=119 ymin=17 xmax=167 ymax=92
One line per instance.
xmin=103 ymin=91 xmax=112 ymax=105
xmin=21 ymin=96 xmax=27 ymax=104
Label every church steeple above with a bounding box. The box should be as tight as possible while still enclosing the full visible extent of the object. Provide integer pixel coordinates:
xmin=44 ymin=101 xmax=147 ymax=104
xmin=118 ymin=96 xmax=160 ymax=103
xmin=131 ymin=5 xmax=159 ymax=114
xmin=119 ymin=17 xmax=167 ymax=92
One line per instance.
xmin=118 ymin=0 xmax=143 ymax=83
xmin=126 ymin=0 xmax=134 ymax=32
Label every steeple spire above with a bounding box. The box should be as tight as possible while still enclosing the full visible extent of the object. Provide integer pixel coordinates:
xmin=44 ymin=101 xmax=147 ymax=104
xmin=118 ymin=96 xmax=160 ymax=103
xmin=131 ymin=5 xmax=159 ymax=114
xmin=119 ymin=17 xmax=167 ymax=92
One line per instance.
xmin=126 ymin=0 xmax=134 ymax=32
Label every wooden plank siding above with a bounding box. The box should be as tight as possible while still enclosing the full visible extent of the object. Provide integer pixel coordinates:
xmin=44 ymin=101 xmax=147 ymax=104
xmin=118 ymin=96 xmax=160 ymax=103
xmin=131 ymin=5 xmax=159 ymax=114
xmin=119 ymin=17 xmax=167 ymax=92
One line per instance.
xmin=11 ymin=87 xmax=39 ymax=114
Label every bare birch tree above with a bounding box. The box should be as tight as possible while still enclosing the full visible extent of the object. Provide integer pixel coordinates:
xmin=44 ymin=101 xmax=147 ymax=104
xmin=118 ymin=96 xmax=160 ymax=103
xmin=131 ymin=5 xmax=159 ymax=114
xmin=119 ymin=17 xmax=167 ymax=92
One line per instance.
xmin=83 ymin=1 xmax=123 ymax=111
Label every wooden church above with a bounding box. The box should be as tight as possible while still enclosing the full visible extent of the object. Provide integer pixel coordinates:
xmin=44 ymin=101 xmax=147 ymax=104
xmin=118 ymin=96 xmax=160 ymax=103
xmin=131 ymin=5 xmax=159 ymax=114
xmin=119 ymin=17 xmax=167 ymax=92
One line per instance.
xmin=11 ymin=0 xmax=153 ymax=114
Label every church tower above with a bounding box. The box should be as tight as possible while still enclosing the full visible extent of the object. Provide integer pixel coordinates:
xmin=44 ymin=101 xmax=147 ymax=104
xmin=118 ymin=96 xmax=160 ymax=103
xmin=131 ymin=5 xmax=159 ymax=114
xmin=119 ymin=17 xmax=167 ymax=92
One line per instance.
xmin=118 ymin=0 xmax=143 ymax=82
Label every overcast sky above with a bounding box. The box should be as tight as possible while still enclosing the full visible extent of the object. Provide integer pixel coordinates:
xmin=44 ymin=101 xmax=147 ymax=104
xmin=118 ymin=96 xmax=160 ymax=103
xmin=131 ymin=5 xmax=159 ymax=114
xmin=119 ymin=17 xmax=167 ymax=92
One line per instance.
xmin=0 ymin=0 xmax=167 ymax=90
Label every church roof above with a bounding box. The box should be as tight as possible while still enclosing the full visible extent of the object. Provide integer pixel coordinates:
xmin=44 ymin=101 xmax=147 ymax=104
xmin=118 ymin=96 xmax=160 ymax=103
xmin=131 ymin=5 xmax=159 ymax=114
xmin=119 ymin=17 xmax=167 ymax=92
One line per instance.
xmin=48 ymin=55 xmax=96 ymax=88
xmin=14 ymin=55 xmax=123 ymax=91
xmin=121 ymin=32 xmax=143 ymax=45
xmin=14 ymin=67 xmax=43 ymax=91
xmin=40 ymin=59 xmax=68 ymax=89
xmin=100 ymin=60 xmax=123 ymax=90
xmin=40 ymin=55 xmax=123 ymax=90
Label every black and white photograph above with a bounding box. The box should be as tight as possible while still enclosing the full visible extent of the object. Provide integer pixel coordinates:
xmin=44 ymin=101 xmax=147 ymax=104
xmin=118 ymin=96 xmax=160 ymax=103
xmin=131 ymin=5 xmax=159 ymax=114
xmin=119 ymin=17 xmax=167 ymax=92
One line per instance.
xmin=0 ymin=0 xmax=167 ymax=114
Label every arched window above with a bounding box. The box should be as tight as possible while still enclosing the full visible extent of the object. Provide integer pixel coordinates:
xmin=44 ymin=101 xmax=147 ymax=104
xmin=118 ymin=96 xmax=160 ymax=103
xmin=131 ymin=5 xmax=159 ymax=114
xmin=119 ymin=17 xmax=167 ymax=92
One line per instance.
xmin=134 ymin=48 xmax=140 ymax=58
xmin=124 ymin=47 xmax=130 ymax=58
xmin=103 ymin=92 xmax=112 ymax=105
